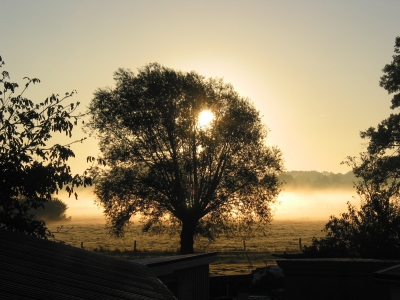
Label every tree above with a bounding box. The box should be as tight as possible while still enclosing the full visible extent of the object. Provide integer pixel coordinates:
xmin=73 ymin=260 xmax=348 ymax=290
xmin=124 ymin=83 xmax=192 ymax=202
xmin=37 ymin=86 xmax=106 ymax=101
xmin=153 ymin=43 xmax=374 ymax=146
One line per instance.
xmin=303 ymin=37 xmax=400 ymax=259
xmin=30 ymin=197 xmax=71 ymax=222
xmin=0 ymin=56 xmax=91 ymax=238
xmin=88 ymin=63 xmax=283 ymax=254
xmin=303 ymin=182 xmax=400 ymax=259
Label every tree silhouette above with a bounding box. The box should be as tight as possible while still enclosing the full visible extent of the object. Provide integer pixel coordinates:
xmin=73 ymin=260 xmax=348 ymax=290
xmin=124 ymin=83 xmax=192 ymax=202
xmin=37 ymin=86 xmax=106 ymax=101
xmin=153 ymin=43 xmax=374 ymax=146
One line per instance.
xmin=30 ymin=198 xmax=70 ymax=222
xmin=0 ymin=57 xmax=91 ymax=238
xmin=88 ymin=63 xmax=283 ymax=254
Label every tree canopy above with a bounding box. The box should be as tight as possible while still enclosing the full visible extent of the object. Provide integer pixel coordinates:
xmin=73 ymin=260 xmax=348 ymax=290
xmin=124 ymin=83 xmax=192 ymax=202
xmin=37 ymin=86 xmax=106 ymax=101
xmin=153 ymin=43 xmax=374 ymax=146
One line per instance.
xmin=88 ymin=63 xmax=283 ymax=254
xmin=0 ymin=56 xmax=91 ymax=238
xmin=303 ymin=37 xmax=400 ymax=259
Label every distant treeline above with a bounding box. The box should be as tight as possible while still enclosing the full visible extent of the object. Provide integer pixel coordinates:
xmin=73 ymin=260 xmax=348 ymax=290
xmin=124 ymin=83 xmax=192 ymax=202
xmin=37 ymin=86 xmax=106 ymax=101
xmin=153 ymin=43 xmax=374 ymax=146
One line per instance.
xmin=279 ymin=171 xmax=357 ymax=191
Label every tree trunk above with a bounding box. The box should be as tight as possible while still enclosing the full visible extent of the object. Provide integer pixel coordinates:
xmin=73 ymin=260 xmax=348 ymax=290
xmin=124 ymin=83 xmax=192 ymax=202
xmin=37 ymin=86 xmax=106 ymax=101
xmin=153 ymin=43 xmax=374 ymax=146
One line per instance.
xmin=180 ymin=219 xmax=197 ymax=254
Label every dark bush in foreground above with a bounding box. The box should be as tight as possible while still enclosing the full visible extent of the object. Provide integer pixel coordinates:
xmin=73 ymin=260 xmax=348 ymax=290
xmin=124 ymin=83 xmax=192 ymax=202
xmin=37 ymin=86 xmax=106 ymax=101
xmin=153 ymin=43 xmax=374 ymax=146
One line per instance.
xmin=303 ymin=194 xmax=400 ymax=259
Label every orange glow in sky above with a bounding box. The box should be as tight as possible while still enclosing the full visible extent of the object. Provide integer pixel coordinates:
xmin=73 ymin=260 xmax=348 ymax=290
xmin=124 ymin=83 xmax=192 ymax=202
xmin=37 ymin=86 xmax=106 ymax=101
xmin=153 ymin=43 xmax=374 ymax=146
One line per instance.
xmin=3 ymin=1 xmax=398 ymax=174
xmin=3 ymin=1 xmax=400 ymax=221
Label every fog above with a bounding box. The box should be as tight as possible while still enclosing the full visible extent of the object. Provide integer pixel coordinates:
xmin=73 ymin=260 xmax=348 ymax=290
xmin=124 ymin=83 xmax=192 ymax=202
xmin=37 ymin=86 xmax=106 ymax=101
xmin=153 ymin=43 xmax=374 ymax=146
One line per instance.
xmin=274 ymin=190 xmax=358 ymax=221
xmin=274 ymin=171 xmax=359 ymax=221
xmin=62 ymin=189 xmax=359 ymax=224
xmin=57 ymin=171 xmax=361 ymax=224
xmin=56 ymin=186 xmax=105 ymax=223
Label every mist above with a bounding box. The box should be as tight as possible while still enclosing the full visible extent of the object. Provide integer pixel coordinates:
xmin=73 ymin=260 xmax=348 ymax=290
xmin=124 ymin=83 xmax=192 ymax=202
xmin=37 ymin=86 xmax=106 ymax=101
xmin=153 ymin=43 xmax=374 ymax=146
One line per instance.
xmin=274 ymin=190 xmax=358 ymax=221
xmin=274 ymin=171 xmax=360 ymax=221
xmin=55 ymin=171 xmax=360 ymax=223
xmin=55 ymin=186 xmax=105 ymax=223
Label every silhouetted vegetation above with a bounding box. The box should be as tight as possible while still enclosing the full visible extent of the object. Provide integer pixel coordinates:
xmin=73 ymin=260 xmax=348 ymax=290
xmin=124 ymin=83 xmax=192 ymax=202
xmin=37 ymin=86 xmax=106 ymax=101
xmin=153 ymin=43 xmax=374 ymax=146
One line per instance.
xmin=279 ymin=171 xmax=356 ymax=191
xmin=303 ymin=197 xmax=400 ymax=258
xmin=0 ymin=57 xmax=91 ymax=238
xmin=87 ymin=63 xmax=284 ymax=254
xmin=29 ymin=198 xmax=70 ymax=222
xmin=303 ymin=37 xmax=400 ymax=259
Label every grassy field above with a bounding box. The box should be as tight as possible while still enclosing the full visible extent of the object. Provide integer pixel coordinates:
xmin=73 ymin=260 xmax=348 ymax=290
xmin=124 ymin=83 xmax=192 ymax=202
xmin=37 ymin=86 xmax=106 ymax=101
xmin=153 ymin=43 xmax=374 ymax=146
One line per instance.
xmin=49 ymin=220 xmax=325 ymax=252
xmin=48 ymin=220 xmax=324 ymax=275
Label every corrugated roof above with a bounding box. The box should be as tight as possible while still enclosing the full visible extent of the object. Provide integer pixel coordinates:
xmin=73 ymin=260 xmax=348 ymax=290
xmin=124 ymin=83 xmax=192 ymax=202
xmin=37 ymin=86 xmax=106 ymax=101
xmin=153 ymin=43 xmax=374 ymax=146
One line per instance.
xmin=0 ymin=228 xmax=177 ymax=300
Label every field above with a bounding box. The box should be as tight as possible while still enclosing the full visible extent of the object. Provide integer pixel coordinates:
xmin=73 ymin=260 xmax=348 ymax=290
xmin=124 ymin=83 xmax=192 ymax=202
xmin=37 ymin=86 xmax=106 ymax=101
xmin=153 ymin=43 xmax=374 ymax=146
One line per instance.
xmin=48 ymin=220 xmax=326 ymax=275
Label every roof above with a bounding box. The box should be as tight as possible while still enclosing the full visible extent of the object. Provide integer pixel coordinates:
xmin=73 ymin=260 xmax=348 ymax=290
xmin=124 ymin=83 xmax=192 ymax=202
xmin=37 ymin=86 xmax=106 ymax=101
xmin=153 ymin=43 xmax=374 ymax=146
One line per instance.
xmin=374 ymin=264 xmax=400 ymax=283
xmin=134 ymin=252 xmax=217 ymax=276
xmin=0 ymin=228 xmax=176 ymax=300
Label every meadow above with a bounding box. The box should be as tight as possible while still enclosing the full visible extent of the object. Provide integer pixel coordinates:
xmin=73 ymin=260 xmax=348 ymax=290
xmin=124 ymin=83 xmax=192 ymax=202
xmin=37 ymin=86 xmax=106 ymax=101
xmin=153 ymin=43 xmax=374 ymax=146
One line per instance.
xmin=48 ymin=220 xmax=326 ymax=275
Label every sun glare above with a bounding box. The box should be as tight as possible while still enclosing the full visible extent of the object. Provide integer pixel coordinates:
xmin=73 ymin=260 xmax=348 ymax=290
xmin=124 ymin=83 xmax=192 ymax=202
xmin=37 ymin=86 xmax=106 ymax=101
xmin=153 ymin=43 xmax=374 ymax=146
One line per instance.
xmin=198 ymin=110 xmax=214 ymax=127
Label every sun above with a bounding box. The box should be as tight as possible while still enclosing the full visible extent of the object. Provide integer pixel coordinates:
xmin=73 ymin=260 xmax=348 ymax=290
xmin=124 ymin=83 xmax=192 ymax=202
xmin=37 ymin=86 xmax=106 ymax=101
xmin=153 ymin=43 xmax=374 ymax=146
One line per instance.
xmin=198 ymin=110 xmax=214 ymax=127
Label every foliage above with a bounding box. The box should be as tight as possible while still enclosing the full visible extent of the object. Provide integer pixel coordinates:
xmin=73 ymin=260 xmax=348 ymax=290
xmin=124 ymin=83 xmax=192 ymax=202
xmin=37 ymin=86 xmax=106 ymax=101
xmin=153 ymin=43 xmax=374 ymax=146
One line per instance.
xmin=303 ymin=193 xmax=400 ymax=259
xmin=303 ymin=37 xmax=400 ymax=259
xmin=29 ymin=197 xmax=70 ymax=222
xmin=88 ymin=63 xmax=284 ymax=254
xmin=0 ymin=56 xmax=91 ymax=238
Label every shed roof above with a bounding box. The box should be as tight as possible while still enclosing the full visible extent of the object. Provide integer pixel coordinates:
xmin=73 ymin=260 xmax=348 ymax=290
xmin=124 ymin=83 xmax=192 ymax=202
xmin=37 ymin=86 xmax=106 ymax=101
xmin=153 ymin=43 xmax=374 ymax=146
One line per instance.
xmin=374 ymin=264 xmax=400 ymax=283
xmin=134 ymin=252 xmax=217 ymax=276
xmin=0 ymin=228 xmax=176 ymax=300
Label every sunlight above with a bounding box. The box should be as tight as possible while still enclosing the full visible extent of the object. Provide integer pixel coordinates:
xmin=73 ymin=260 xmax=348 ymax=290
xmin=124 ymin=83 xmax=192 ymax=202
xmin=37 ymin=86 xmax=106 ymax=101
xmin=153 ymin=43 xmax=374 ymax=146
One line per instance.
xmin=198 ymin=110 xmax=214 ymax=128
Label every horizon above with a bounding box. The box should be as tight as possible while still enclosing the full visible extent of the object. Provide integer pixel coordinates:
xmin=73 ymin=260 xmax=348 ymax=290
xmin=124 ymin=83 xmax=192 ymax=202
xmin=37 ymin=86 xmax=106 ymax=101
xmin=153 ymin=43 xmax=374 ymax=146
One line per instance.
xmin=58 ymin=169 xmax=359 ymax=222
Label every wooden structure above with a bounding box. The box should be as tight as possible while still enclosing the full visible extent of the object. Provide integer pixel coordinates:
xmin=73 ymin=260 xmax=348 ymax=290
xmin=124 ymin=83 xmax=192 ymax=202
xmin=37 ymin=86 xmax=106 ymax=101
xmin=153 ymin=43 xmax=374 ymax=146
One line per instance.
xmin=0 ymin=228 xmax=176 ymax=299
xmin=135 ymin=252 xmax=217 ymax=300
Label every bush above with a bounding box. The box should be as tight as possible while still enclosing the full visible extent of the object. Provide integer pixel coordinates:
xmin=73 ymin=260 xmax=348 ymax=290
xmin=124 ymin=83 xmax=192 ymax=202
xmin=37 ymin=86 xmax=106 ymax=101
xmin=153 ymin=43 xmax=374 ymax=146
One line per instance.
xmin=30 ymin=198 xmax=70 ymax=222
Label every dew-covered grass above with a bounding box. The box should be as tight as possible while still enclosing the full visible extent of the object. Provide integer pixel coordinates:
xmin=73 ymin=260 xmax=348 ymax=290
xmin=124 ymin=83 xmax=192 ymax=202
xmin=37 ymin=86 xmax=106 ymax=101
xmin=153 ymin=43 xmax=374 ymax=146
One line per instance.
xmin=48 ymin=219 xmax=326 ymax=275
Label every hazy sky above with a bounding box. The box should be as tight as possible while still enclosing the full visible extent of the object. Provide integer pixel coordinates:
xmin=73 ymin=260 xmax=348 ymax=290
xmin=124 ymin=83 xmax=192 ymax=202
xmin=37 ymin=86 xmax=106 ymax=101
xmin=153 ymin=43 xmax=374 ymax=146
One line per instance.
xmin=2 ymin=1 xmax=400 ymax=219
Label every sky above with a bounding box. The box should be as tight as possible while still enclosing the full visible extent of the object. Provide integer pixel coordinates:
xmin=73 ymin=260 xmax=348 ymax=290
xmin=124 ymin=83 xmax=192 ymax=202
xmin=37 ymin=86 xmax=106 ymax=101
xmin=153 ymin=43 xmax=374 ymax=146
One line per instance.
xmin=2 ymin=1 xmax=400 ymax=220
